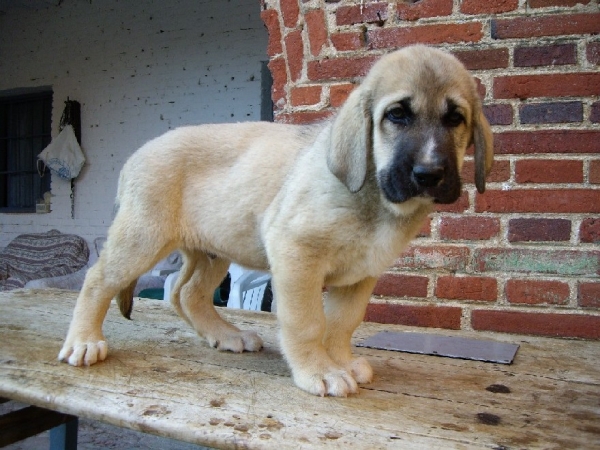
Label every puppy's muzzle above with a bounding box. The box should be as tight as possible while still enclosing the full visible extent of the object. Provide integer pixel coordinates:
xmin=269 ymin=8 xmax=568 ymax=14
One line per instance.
xmin=412 ymin=157 xmax=459 ymax=205
xmin=379 ymin=131 xmax=461 ymax=206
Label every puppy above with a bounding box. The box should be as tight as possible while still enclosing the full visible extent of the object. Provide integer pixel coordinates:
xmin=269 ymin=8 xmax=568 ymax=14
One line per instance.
xmin=59 ymin=45 xmax=493 ymax=397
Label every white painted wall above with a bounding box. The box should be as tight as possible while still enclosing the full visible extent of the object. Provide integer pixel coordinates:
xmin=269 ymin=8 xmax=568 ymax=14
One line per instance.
xmin=0 ymin=0 xmax=268 ymax=248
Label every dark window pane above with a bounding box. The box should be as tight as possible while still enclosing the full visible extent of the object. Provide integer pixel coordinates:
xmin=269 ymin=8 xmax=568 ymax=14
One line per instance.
xmin=0 ymin=91 xmax=52 ymax=212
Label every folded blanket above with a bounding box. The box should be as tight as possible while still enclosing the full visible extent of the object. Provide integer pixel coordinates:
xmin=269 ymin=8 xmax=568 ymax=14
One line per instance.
xmin=0 ymin=230 xmax=89 ymax=291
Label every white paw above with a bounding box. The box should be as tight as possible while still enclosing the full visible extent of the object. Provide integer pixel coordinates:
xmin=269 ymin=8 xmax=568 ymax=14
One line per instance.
xmin=293 ymin=367 xmax=359 ymax=397
xmin=207 ymin=330 xmax=263 ymax=353
xmin=58 ymin=339 xmax=108 ymax=366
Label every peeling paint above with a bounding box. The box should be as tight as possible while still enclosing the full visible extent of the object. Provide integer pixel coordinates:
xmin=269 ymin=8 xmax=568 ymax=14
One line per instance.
xmin=476 ymin=249 xmax=600 ymax=277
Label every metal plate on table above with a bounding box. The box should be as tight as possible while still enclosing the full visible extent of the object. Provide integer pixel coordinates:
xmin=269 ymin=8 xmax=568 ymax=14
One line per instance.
xmin=356 ymin=331 xmax=519 ymax=364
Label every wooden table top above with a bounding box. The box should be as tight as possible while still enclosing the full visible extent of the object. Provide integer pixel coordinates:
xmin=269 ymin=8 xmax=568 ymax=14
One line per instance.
xmin=0 ymin=289 xmax=598 ymax=449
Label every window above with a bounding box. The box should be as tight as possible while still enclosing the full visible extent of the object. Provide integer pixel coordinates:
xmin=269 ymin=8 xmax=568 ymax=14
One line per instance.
xmin=0 ymin=91 xmax=52 ymax=213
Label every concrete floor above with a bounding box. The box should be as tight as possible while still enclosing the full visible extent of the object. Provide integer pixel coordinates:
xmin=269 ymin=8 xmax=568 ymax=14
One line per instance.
xmin=1 ymin=401 xmax=210 ymax=450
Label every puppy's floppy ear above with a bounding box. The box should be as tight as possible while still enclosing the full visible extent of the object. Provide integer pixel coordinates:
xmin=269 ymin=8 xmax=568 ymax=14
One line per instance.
xmin=473 ymin=110 xmax=494 ymax=194
xmin=327 ymin=88 xmax=371 ymax=193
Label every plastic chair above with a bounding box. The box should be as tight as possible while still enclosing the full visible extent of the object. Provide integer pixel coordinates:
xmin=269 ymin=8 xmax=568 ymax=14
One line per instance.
xmin=163 ymin=265 xmax=272 ymax=312
xmin=227 ymin=270 xmax=271 ymax=311
xmin=163 ymin=271 xmax=179 ymax=303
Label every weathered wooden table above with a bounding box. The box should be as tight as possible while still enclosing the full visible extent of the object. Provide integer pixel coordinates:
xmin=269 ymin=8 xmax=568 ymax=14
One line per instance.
xmin=0 ymin=289 xmax=598 ymax=449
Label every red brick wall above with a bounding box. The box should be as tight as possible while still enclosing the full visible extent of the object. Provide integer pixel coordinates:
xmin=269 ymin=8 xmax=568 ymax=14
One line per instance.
xmin=260 ymin=0 xmax=600 ymax=339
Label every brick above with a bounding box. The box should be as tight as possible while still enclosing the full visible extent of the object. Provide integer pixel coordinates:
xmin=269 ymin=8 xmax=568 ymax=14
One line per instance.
xmin=474 ymin=77 xmax=486 ymax=99
xmin=331 ymin=32 xmax=364 ymax=52
xmin=492 ymin=13 xmax=600 ymax=39
xmin=519 ymin=101 xmax=583 ymax=125
xmin=305 ymin=9 xmax=328 ymax=57
xmin=373 ymin=273 xmax=429 ymax=298
xmin=280 ymin=0 xmax=300 ymax=28
xmin=483 ymin=104 xmax=513 ymax=125
xmin=433 ymin=191 xmax=470 ymax=213
xmin=397 ymin=0 xmax=453 ymax=21
xmin=506 ymin=279 xmax=570 ymax=305
xmin=261 ymin=9 xmax=283 ymax=56
xmin=329 ymin=83 xmax=356 ymax=108
xmin=578 ymin=282 xmax=600 ymax=308
xmin=476 ymin=189 xmax=600 ymax=214
xmin=453 ymin=48 xmax=510 ymax=71
xmin=494 ymin=73 xmax=600 ymax=99
xmin=488 ymin=160 xmax=511 ymax=182
xmin=336 ymin=2 xmax=388 ymax=26
xmin=591 ymin=102 xmax=600 ymax=123
xmin=290 ymin=85 xmax=322 ymax=107
xmin=307 ymin=55 xmax=379 ymax=81
xmin=461 ymin=159 xmax=510 ymax=183
xmin=588 ymin=42 xmax=600 ymax=65
xmin=435 ymin=276 xmax=497 ymax=302
xmin=461 ymin=0 xmax=518 ymax=15
xmin=268 ymin=57 xmax=287 ymax=106
xmin=515 ymin=159 xmax=583 ymax=183
xmin=514 ymin=44 xmax=577 ymax=67
xmin=508 ymin=218 xmax=571 ymax=242
xmin=365 ymin=303 xmax=462 ymax=330
xmin=394 ymin=246 xmax=470 ymax=272
xmin=367 ymin=22 xmax=482 ymax=49
xmin=275 ymin=110 xmax=334 ymax=125
xmin=440 ymin=217 xmax=500 ymax=241
xmin=474 ymin=248 xmax=600 ymax=276
xmin=472 ymin=310 xmax=600 ymax=339
xmin=284 ymin=30 xmax=304 ymax=82
xmin=591 ymin=161 xmax=600 ymax=183
xmin=418 ymin=218 xmax=431 ymax=238
xmin=529 ymin=0 xmax=591 ymax=7
xmin=493 ymin=130 xmax=600 ymax=155
xmin=580 ymin=218 xmax=600 ymax=243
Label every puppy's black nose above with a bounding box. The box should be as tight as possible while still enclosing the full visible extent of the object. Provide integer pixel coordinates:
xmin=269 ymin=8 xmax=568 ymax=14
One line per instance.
xmin=413 ymin=164 xmax=444 ymax=187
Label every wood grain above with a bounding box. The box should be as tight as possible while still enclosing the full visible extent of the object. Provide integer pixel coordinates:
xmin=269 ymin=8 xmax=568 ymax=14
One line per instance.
xmin=0 ymin=289 xmax=598 ymax=449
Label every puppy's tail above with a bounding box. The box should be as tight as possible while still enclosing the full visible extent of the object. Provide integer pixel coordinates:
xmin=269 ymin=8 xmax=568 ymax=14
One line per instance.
xmin=116 ymin=279 xmax=138 ymax=320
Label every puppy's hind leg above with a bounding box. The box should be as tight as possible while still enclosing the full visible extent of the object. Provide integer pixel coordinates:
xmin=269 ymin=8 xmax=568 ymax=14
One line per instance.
xmin=169 ymin=249 xmax=197 ymax=328
xmin=59 ymin=218 xmax=173 ymax=366
xmin=175 ymin=251 xmax=263 ymax=353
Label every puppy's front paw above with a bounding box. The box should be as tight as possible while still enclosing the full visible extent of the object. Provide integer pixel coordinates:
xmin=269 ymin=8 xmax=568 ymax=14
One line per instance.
xmin=207 ymin=330 xmax=263 ymax=353
xmin=58 ymin=337 xmax=108 ymax=366
xmin=346 ymin=357 xmax=373 ymax=384
xmin=293 ymin=367 xmax=359 ymax=397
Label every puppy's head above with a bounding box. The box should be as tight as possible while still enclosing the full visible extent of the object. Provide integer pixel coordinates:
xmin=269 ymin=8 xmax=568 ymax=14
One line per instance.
xmin=328 ymin=45 xmax=493 ymax=211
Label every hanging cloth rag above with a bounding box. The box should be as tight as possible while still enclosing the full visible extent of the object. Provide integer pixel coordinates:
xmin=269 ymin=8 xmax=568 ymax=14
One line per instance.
xmin=37 ymin=123 xmax=85 ymax=180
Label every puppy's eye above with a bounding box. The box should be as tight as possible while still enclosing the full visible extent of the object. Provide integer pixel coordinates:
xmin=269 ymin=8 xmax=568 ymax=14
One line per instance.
xmin=386 ymin=105 xmax=413 ymax=126
xmin=443 ymin=110 xmax=465 ymax=128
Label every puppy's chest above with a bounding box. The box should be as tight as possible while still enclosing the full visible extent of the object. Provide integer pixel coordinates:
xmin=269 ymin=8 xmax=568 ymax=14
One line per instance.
xmin=327 ymin=220 xmax=414 ymax=286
